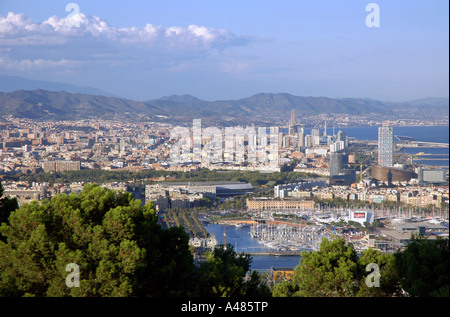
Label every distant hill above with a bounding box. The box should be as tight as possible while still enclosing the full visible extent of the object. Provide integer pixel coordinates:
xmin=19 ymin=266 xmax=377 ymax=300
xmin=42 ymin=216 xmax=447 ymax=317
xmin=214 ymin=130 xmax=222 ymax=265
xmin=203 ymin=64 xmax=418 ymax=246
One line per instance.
xmin=0 ymin=89 xmax=158 ymax=120
xmin=405 ymin=97 xmax=449 ymax=107
xmin=144 ymin=93 xmax=395 ymax=125
xmin=383 ymin=97 xmax=449 ymax=120
xmin=0 ymin=75 xmax=117 ymax=97
xmin=0 ymin=89 xmax=448 ymax=125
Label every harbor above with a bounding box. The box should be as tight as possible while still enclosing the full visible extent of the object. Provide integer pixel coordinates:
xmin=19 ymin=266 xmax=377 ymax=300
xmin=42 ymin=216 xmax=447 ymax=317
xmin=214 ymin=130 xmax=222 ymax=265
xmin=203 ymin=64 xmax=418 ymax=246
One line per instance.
xmin=203 ymin=208 xmax=449 ymax=270
xmin=249 ymin=222 xmax=327 ymax=253
xmin=203 ymin=222 xmax=304 ymax=270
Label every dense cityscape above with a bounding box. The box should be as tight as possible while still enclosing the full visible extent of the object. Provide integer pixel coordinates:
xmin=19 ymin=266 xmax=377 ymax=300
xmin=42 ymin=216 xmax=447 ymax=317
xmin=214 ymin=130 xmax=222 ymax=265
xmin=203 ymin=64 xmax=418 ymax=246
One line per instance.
xmin=1 ymin=103 xmax=449 ymax=302
xmin=1 ymin=114 xmax=448 ymax=209
xmin=1 ymin=112 xmax=448 ymax=256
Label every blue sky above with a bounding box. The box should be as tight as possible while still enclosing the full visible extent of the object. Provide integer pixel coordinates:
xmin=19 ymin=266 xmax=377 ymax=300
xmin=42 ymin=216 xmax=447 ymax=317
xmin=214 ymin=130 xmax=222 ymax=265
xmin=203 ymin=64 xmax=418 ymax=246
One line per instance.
xmin=0 ymin=0 xmax=448 ymax=101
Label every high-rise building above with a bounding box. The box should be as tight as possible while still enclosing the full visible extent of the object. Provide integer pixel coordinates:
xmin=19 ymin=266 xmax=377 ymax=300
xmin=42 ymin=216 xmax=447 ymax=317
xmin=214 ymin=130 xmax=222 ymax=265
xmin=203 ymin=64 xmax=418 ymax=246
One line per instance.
xmin=298 ymin=131 xmax=305 ymax=147
xmin=282 ymin=135 xmax=290 ymax=148
xmin=329 ymin=153 xmax=355 ymax=185
xmin=329 ymin=153 xmax=345 ymax=177
xmin=378 ymin=122 xmax=393 ymax=167
xmin=289 ymin=109 xmax=296 ymax=137
xmin=304 ymin=135 xmax=313 ymax=147
xmin=336 ymin=130 xmax=348 ymax=147
xmin=311 ymin=129 xmax=320 ymax=137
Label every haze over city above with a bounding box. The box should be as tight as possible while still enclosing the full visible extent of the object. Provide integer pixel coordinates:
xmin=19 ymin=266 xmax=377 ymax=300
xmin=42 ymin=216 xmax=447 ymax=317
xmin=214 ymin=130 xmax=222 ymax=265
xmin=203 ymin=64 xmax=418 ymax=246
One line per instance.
xmin=0 ymin=0 xmax=448 ymax=101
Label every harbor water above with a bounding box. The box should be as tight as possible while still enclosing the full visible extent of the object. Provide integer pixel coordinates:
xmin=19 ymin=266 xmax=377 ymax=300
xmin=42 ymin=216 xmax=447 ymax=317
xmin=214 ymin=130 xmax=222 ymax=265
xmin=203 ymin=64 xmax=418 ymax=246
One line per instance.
xmin=205 ymin=223 xmax=302 ymax=271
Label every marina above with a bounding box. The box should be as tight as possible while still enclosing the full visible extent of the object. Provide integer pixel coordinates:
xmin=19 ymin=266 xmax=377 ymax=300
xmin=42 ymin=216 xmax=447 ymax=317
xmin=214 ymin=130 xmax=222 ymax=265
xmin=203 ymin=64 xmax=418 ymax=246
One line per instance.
xmin=204 ymin=223 xmax=303 ymax=270
xmin=204 ymin=208 xmax=449 ymax=271
xmin=249 ymin=223 xmax=327 ymax=252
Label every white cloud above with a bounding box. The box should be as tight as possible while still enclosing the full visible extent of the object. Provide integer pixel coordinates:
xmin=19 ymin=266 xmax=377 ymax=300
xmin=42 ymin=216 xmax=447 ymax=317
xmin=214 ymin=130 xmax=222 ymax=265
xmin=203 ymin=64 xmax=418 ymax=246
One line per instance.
xmin=0 ymin=11 xmax=247 ymax=49
xmin=0 ymin=12 xmax=34 ymax=34
xmin=0 ymin=11 xmax=251 ymax=74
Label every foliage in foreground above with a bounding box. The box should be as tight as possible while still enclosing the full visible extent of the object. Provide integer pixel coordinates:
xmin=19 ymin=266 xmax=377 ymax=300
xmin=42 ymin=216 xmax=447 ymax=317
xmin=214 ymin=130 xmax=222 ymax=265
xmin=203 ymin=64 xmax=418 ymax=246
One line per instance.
xmin=0 ymin=182 xmax=18 ymax=233
xmin=0 ymin=184 xmax=268 ymax=297
xmin=1 ymin=182 xmax=447 ymax=297
xmin=272 ymin=237 xmax=401 ymax=297
xmin=272 ymin=236 xmax=449 ymax=297
xmin=395 ymin=235 xmax=449 ymax=297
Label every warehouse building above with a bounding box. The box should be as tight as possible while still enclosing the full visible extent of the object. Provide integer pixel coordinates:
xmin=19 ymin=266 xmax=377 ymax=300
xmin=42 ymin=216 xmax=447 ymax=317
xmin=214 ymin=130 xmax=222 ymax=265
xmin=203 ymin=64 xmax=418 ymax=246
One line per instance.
xmin=145 ymin=181 xmax=253 ymax=210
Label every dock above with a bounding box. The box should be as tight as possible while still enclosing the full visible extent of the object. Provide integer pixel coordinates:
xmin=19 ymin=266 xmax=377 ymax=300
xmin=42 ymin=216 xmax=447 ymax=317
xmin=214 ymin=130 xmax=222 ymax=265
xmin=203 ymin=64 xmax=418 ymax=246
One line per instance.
xmin=396 ymin=141 xmax=449 ymax=149
xmin=240 ymin=250 xmax=304 ymax=257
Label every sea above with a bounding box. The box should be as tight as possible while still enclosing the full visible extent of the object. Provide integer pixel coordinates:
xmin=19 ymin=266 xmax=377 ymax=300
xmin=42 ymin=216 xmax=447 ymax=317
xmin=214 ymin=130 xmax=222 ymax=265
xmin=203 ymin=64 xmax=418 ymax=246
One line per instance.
xmin=341 ymin=125 xmax=449 ymax=168
xmin=306 ymin=125 xmax=449 ymax=168
xmin=205 ymin=125 xmax=449 ymax=271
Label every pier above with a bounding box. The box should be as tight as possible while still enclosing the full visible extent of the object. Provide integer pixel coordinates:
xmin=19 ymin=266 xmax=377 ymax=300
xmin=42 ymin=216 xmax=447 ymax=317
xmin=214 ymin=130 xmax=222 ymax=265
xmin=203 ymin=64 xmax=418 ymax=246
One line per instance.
xmin=396 ymin=141 xmax=449 ymax=149
xmin=413 ymin=153 xmax=449 ymax=156
xmin=412 ymin=153 xmax=449 ymax=161
xmin=413 ymin=158 xmax=449 ymax=161
xmin=240 ymin=250 xmax=304 ymax=256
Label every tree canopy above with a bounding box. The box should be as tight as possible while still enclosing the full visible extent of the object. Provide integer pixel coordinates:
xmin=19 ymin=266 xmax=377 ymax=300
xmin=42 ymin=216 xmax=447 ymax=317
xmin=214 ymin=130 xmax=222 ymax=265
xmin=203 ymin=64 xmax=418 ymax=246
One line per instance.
xmin=395 ymin=235 xmax=449 ymax=297
xmin=0 ymin=184 xmax=267 ymax=297
xmin=292 ymin=237 xmax=360 ymax=297
xmin=194 ymin=244 xmax=271 ymax=297
xmin=272 ymin=237 xmax=403 ymax=297
xmin=0 ymin=182 xmax=19 ymax=226
xmin=273 ymin=236 xmax=449 ymax=297
xmin=0 ymin=182 xmax=19 ymax=243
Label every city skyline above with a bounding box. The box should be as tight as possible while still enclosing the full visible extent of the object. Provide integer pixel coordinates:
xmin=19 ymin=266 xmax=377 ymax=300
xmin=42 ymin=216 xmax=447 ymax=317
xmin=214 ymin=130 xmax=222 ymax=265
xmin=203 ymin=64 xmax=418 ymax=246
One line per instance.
xmin=0 ymin=0 xmax=448 ymax=102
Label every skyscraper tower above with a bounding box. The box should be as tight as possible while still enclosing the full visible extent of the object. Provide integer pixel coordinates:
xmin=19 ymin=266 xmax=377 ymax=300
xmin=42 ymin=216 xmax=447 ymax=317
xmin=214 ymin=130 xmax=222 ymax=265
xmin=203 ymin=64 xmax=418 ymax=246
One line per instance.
xmin=329 ymin=153 xmax=344 ymax=177
xmin=298 ymin=126 xmax=305 ymax=148
xmin=289 ymin=109 xmax=296 ymax=138
xmin=378 ymin=122 xmax=394 ymax=167
xmin=337 ymin=130 xmax=348 ymax=147
xmin=324 ymin=120 xmax=327 ymax=137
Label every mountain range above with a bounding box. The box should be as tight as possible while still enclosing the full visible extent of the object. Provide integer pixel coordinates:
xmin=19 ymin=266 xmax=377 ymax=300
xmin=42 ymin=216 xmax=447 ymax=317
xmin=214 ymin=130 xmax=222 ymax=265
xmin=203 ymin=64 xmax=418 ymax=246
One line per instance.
xmin=0 ymin=88 xmax=448 ymax=126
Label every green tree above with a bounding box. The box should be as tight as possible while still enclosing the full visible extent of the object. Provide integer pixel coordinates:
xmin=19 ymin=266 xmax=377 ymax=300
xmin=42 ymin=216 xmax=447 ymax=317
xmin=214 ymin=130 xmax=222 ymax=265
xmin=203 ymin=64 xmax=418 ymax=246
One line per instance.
xmin=0 ymin=182 xmax=19 ymax=226
xmin=272 ymin=280 xmax=300 ymax=297
xmin=272 ymin=237 xmax=401 ymax=297
xmin=0 ymin=184 xmax=194 ymax=297
xmin=356 ymin=248 xmax=401 ymax=297
xmin=395 ymin=235 xmax=449 ymax=297
xmin=242 ymin=270 xmax=272 ymax=297
xmin=195 ymin=244 xmax=270 ymax=297
xmin=0 ymin=182 xmax=19 ymax=244
xmin=0 ymin=183 xmax=270 ymax=297
xmin=292 ymin=237 xmax=359 ymax=297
